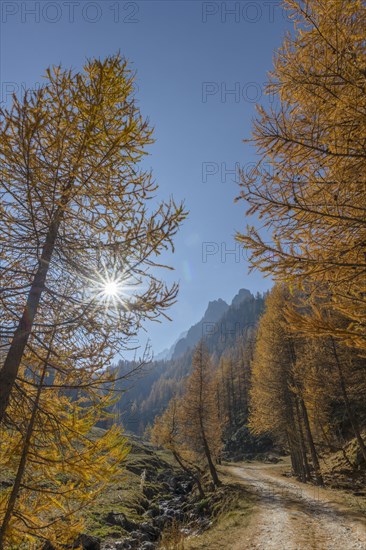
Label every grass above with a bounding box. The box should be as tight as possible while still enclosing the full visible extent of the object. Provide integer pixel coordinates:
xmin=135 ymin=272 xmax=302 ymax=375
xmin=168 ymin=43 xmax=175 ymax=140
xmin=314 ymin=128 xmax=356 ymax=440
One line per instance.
xmin=84 ymin=435 xmax=177 ymax=540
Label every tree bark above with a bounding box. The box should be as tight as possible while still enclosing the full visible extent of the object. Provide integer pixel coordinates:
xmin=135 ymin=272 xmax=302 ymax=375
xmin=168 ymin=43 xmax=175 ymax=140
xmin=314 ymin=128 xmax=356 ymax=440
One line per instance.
xmin=0 ymin=216 xmax=61 ymax=424
xmin=201 ymin=430 xmax=221 ymax=487
xmin=294 ymin=399 xmax=311 ymax=482
xmin=300 ymin=398 xmax=324 ymax=485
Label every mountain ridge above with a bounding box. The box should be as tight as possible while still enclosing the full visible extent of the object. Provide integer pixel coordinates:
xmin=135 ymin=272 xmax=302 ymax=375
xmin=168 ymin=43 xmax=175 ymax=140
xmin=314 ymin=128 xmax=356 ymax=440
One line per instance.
xmin=114 ymin=288 xmax=265 ymax=434
xmin=171 ymin=288 xmax=253 ymax=359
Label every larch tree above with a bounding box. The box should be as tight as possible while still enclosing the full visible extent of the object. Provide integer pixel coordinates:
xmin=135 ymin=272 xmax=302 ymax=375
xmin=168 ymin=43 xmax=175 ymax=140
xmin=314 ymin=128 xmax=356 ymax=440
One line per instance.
xmin=249 ymin=285 xmax=322 ymax=483
xmin=180 ymin=342 xmax=222 ymax=487
xmin=0 ymin=53 xmax=187 ymax=423
xmin=215 ymin=358 xmax=234 ymax=431
xmin=328 ymin=332 xmax=366 ymax=463
xmin=236 ymin=0 xmax=366 ymax=353
xmin=214 ymin=339 xmax=254 ymax=434
xmin=0 ymin=293 xmax=129 ymax=548
xmin=151 ymin=396 xmax=206 ymax=498
xmin=0 ymin=358 xmax=128 ymax=549
xmin=296 ymin=334 xmax=366 ymax=466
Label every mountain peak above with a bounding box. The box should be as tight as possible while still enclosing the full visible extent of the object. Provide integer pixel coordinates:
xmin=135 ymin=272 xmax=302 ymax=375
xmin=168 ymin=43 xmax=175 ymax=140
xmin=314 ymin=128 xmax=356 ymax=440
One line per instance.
xmin=231 ymin=288 xmax=252 ymax=308
xmin=172 ymin=298 xmax=229 ymax=359
xmin=171 ymin=290 xmax=254 ymax=360
xmin=204 ymin=298 xmax=229 ymax=319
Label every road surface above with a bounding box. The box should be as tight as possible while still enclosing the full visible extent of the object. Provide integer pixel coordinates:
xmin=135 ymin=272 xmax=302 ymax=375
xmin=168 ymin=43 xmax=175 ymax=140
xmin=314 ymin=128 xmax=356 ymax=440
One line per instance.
xmin=228 ymin=462 xmax=366 ymax=550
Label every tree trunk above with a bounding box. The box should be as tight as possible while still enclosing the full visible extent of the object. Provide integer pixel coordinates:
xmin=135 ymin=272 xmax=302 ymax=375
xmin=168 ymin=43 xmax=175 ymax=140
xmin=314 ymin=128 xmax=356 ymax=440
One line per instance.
xmin=201 ymin=432 xmax=221 ymax=487
xmin=287 ymin=430 xmax=304 ymax=480
xmin=331 ymin=337 xmax=366 ymax=465
xmin=300 ymin=398 xmax=324 ymax=486
xmin=294 ymin=399 xmax=311 ymax=482
xmin=198 ymin=412 xmax=220 ymax=487
xmin=229 ymin=360 xmax=238 ymax=426
xmin=0 ymin=217 xmax=60 ymax=424
xmin=225 ymin=376 xmax=233 ymax=429
xmin=287 ymin=340 xmax=311 ymax=482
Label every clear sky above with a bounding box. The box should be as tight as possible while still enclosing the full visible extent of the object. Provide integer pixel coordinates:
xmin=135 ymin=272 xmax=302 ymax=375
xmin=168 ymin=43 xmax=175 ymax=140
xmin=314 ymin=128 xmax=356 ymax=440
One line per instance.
xmin=0 ymin=1 xmax=291 ymax=356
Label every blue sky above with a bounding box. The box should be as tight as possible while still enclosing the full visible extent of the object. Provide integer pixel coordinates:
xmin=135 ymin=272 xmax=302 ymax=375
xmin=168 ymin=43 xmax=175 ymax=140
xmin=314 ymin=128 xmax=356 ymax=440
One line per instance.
xmin=0 ymin=1 xmax=291 ymax=356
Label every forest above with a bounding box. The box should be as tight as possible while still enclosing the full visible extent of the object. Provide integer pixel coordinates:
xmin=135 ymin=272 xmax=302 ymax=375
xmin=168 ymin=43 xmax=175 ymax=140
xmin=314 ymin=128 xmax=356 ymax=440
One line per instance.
xmin=0 ymin=0 xmax=365 ymax=549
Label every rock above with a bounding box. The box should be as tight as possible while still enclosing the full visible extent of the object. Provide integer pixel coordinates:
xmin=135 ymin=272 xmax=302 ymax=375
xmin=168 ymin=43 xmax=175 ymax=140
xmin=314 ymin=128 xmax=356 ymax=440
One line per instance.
xmin=139 ymin=497 xmax=150 ymax=510
xmin=264 ymin=455 xmax=280 ymax=464
xmin=140 ymin=543 xmax=156 ymax=550
xmin=143 ymin=484 xmax=158 ymax=499
xmin=73 ymin=534 xmax=101 ymax=549
xmin=115 ymin=538 xmax=136 ymax=550
xmin=129 ymin=530 xmax=150 ymax=543
xmin=144 ymin=503 xmax=160 ymax=519
xmin=153 ymin=514 xmax=174 ymax=530
xmin=231 ymin=288 xmax=252 ymax=307
xmin=139 ymin=522 xmax=160 ymax=541
xmin=104 ymin=512 xmax=138 ymax=532
xmin=114 ymin=540 xmax=133 ymax=550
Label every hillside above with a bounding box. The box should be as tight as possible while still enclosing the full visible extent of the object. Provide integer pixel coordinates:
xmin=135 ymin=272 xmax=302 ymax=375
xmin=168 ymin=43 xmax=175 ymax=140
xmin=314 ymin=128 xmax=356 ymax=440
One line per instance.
xmin=113 ymin=289 xmax=265 ymax=434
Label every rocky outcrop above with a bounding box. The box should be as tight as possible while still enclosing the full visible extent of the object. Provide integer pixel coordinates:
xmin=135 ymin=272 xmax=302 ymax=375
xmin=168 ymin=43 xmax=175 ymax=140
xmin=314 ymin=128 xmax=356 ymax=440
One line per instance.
xmin=99 ymin=472 xmax=208 ymax=550
xmin=172 ymin=298 xmax=229 ymax=358
xmin=231 ymin=288 xmax=252 ymax=308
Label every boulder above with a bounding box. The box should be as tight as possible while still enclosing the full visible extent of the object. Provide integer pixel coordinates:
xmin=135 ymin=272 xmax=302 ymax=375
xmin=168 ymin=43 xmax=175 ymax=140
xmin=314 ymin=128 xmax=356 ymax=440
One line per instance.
xmin=104 ymin=512 xmax=138 ymax=532
xmin=73 ymin=534 xmax=101 ymax=549
xmin=139 ymin=522 xmax=160 ymax=541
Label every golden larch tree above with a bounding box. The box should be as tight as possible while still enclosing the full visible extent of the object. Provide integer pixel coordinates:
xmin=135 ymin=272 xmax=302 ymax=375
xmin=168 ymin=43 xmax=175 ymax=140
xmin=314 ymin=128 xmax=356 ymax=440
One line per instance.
xmin=0 ymin=53 xmax=186 ymax=423
xmin=180 ymin=342 xmax=222 ymax=487
xmin=236 ymin=0 xmax=366 ymax=352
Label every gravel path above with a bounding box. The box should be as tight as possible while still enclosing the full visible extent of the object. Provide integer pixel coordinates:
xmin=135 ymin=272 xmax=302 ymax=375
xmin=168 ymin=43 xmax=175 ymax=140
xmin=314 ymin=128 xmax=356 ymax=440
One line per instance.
xmin=229 ymin=463 xmax=366 ymax=550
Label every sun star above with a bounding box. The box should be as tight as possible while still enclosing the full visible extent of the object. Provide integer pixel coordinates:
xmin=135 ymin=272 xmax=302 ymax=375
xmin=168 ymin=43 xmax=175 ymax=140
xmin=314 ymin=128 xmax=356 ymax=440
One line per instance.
xmin=103 ymin=280 xmax=119 ymax=297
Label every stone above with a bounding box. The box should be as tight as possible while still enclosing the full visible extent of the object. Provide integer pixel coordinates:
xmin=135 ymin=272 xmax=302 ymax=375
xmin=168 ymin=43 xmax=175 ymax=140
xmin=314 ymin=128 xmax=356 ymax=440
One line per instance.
xmin=139 ymin=522 xmax=160 ymax=541
xmin=104 ymin=512 xmax=138 ymax=532
xmin=73 ymin=534 xmax=101 ymax=549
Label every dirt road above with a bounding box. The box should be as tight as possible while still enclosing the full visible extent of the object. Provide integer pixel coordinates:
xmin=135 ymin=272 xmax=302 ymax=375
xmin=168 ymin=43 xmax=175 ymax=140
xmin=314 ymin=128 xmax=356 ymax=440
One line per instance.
xmin=228 ymin=462 xmax=366 ymax=550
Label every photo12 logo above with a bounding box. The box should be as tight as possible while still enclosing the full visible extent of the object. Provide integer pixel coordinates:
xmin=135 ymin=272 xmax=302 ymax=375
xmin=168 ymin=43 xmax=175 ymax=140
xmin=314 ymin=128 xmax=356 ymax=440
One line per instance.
xmin=1 ymin=1 xmax=140 ymax=24
xmin=202 ymin=162 xmax=241 ymax=184
xmin=202 ymin=241 xmax=247 ymax=263
xmin=202 ymin=81 xmax=275 ymax=104
xmin=0 ymin=79 xmax=142 ymax=105
xmin=0 ymin=81 xmax=42 ymax=104
xmin=201 ymin=161 xmax=273 ymax=184
xmin=202 ymin=240 xmax=278 ymax=264
xmin=202 ymin=320 xmax=256 ymax=343
xmin=201 ymin=2 xmax=286 ymax=24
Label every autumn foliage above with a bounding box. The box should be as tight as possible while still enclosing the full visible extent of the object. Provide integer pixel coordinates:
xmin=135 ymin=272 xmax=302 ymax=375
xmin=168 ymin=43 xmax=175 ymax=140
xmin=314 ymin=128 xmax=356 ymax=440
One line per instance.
xmin=236 ymin=0 xmax=366 ymax=353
